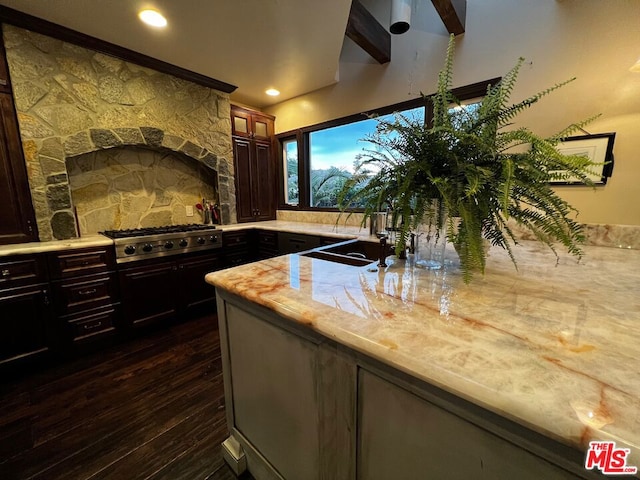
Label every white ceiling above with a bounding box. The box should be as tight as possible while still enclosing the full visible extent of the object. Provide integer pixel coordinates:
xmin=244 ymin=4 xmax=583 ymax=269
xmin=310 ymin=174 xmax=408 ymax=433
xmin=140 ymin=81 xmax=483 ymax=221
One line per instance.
xmin=0 ymin=0 xmax=354 ymax=108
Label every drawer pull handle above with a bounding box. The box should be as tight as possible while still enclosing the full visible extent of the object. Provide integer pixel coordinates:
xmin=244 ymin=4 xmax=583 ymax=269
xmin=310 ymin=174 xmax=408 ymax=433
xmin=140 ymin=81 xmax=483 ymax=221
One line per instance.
xmin=1 ymin=269 xmax=10 ymax=277
xmin=83 ymin=322 xmax=101 ymax=330
xmin=78 ymin=288 xmax=97 ymax=296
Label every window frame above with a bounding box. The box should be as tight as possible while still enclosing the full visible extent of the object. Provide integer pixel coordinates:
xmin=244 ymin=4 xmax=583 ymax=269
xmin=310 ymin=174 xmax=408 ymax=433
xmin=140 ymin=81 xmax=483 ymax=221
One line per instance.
xmin=276 ymin=78 xmax=500 ymax=212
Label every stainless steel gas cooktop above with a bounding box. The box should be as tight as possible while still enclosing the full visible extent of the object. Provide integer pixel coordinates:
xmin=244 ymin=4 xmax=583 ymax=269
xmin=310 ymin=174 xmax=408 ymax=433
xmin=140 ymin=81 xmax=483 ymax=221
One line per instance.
xmin=100 ymin=224 xmax=223 ymax=263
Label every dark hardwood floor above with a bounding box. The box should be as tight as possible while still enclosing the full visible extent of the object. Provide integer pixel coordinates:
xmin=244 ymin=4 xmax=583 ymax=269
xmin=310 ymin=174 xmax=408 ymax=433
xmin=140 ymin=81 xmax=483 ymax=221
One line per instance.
xmin=0 ymin=314 xmax=252 ymax=480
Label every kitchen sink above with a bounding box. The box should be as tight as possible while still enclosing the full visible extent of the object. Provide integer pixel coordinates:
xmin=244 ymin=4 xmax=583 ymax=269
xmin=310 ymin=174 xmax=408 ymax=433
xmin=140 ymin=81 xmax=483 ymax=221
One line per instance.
xmin=299 ymin=239 xmax=392 ymax=267
xmin=321 ymin=239 xmax=386 ymax=260
xmin=300 ymin=250 xmax=375 ymax=267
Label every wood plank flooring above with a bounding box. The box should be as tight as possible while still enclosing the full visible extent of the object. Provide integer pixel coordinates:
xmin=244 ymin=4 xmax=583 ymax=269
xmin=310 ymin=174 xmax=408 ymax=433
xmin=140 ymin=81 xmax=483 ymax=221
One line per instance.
xmin=0 ymin=315 xmax=252 ymax=480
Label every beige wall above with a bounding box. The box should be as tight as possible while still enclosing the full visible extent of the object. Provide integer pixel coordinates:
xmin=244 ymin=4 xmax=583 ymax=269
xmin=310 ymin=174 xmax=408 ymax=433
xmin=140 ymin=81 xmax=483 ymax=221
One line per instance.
xmin=265 ymin=0 xmax=640 ymax=226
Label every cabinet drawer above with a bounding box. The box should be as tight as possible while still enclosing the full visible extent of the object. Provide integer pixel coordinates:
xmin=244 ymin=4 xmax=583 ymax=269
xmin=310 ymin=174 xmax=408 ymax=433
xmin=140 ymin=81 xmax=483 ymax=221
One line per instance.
xmin=278 ymin=232 xmax=321 ymax=254
xmin=48 ymin=247 xmax=115 ymax=279
xmin=257 ymin=230 xmax=278 ymax=248
xmin=223 ymin=230 xmax=250 ymax=248
xmin=53 ymin=273 xmax=117 ymax=316
xmin=66 ymin=306 xmax=118 ymax=343
xmin=0 ymin=255 xmax=47 ymax=289
xmin=226 ymin=250 xmax=251 ymax=268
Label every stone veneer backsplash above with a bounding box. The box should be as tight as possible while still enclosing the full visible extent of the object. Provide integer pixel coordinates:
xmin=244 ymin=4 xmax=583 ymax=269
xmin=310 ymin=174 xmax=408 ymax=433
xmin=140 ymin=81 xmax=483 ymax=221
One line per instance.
xmin=3 ymin=24 xmax=235 ymax=241
xmin=277 ymin=210 xmax=640 ymax=249
xmin=68 ymin=146 xmax=217 ymax=235
xmin=276 ymin=209 xmax=366 ymax=228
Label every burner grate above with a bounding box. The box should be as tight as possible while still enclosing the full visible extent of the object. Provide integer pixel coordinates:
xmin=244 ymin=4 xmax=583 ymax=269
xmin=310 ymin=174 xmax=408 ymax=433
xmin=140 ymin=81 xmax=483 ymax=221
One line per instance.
xmin=100 ymin=224 xmax=217 ymax=239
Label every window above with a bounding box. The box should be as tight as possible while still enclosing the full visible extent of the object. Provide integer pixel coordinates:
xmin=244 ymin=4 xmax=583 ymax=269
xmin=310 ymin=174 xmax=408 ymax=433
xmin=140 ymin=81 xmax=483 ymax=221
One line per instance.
xmin=283 ymin=138 xmax=299 ymax=206
xmin=278 ymin=79 xmax=497 ymax=211
xmin=308 ymin=107 xmax=424 ymax=208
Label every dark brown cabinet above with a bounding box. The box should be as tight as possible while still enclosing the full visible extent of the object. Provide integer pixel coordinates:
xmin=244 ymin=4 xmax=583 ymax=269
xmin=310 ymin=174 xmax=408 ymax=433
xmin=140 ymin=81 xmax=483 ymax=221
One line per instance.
xmin=48 ymin=247 xmax=119 ymax=345
xmin=277 ymin=232 xmax=323 ymax=254
xmin=231 ymin=106 xmax=273 ymax=141
xmin=232 ymin=106 xmax=276 ymax=223
xmin=222 ymin=230 xmax=255 ymax=268
xmin=177 ymin=253 xmax=222 ymax=314
xmin=256 ymin=229 xmax=279 ymax=259
xmin=0 ymin=27 xmax=38 ymax=245
xmin=119 ymin=251 xmax=221 ymax=329
xmin=119 ymin=260 xmax=178 ymax=329
xmin=0 ymin=254 xmax=52 ymax=367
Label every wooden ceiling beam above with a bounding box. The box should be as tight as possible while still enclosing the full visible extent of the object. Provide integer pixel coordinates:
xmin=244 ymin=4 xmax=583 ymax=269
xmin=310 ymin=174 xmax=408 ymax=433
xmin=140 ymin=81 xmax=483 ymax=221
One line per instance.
xmin=345 ymin=0 xmax=391 ymax=65
xmin=431 ymin=0 xmax=466 ymax=35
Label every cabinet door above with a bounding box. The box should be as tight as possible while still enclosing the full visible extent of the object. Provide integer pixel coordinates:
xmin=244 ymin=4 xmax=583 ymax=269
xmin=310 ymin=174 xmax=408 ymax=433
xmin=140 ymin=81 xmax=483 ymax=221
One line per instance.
xmin=231 ymin=109 xmax=253 ymax=139
xmin=225 ymin=302 xmax=321 ymax=480
xmin=0 ymin=285 xmax=51 ymax=365
xmin=233 ymin=137 xmax=255 ymax=223
xmin=231 ymin=106 xmax=273 ymax=142
xmin=253 ymin=141 xmax=275 ymax=221
xmin=118 ymin=262 xmax=178 ymax=328
xmin=0 ymin=93 xmax=38 ymax=245
xmin=177 ymin=253 xmax=221 ymax=314
xmin=358 ymin=370 xmax=578 ymax=480
xmin=251 ymin=115 xmax=273 ymax=142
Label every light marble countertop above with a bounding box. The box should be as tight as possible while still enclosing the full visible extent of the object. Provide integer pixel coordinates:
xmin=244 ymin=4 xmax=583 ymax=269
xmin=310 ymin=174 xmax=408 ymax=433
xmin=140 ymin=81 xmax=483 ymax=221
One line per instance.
xmin=219 ymin=219 xmax=371 ymax=240
xmin=206 ymin=240 xmax=640 ymax=467
xmin=0 ymin=235 xmax=113 ymax=257
xmin=0 ymin=220 xmax=370 ymax=258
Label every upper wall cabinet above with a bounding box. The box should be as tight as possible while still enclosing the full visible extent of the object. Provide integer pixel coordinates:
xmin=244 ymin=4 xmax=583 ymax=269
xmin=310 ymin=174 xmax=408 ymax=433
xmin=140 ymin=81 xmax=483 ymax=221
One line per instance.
xmin=231 ymin=106 xmax=274 ymax=142
xmin=231 ymin=105 xmax=276 ymax=223
xmin=0 ymin=27 xmax=38 ymax=245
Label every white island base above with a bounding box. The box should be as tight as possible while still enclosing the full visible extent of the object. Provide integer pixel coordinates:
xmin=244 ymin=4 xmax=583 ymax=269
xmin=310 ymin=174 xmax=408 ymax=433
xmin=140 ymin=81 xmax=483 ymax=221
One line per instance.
xmin=215 ymin=289 xmax=600 ymax=480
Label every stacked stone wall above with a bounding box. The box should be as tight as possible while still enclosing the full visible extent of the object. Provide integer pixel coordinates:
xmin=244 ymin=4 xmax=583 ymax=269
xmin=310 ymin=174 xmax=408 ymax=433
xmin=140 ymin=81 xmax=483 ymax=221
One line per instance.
xmin=3 ymin=25 xmax=235 ymax=240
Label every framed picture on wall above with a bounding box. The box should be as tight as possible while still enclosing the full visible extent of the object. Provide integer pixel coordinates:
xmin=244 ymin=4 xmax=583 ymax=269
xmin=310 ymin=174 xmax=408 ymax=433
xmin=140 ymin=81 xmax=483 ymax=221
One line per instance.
xmin=550 ymin=132 xmax=616 ymax=185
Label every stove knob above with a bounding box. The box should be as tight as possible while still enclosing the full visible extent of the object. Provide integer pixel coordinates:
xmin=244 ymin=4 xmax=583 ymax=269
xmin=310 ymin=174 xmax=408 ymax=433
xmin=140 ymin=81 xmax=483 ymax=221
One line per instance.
xmin=179 ymin=239 xmax=188 ymax=247
xmin=142 ymin=243 xmax=153 ymax=252
xmin=209 ymin=235 xmax=218 ymax=243
xmin=164 ymin=240 xmax=174 ymax=249
xmin=197 ymin=237 xmax=206 ymax=245
xmin=124 ymin=245 xmax=136 ymax=255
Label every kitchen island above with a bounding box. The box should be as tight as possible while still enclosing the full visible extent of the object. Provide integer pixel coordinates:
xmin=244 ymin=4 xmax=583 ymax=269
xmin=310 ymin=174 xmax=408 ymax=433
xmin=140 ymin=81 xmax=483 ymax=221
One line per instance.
xmin=205 ymin=240 xmax=640 ymax=479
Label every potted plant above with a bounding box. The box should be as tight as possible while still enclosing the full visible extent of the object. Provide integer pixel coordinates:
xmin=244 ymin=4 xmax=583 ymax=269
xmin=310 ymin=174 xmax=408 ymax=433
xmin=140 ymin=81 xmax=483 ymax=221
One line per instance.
xmin=338 ymin=35 xmax=601 ymax=282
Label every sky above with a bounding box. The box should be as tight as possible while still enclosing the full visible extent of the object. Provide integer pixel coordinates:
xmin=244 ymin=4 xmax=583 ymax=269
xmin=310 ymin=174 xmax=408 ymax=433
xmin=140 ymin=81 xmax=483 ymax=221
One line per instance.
xmin=309 ymin=107 xmax=425 ymax=173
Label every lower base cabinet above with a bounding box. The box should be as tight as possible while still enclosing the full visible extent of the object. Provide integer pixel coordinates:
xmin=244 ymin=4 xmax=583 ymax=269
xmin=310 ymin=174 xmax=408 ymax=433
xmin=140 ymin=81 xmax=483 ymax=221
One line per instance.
xmin=358 ymin=371 xmax=578 ymax=480
xmin=0 ymin=284 xmax=52 ymax=366
xmin=119 ymin=261 xmax=178 ymax=328
xmin=178 ymin=253 xmax=223 ymax=313
xmin=0 ymin=254 xmax=52 ymax=367
xmin=217 ymin=290 xmax=594 ymax=480
xmin=119 ymin=252 xmax=221 ymax=329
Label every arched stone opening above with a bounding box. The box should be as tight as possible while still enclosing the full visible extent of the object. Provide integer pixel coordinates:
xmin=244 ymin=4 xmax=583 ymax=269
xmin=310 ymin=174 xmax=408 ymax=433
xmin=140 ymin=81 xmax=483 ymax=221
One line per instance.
xmin=38 ymin=127 xmax=235 ymax=240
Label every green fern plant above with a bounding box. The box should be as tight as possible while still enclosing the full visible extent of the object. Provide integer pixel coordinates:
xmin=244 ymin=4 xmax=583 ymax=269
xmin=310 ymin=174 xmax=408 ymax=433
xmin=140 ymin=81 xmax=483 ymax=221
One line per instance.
xmin=338 ymin=35 xmax=602 ymax=282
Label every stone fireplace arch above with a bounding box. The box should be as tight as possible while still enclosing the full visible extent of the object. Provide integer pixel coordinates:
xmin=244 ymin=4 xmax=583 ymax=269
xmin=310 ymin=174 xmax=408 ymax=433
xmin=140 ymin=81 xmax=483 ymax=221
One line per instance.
xmin=39 ymin=127 xmax=234 ymax=240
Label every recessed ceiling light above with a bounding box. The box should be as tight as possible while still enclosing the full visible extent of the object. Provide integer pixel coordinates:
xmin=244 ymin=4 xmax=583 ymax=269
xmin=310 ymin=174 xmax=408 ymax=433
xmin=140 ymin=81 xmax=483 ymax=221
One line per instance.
xmin=139 ymin=9 xmax=167 ymax=28
xmin=265 ymin=89 xmax=280 ymax=96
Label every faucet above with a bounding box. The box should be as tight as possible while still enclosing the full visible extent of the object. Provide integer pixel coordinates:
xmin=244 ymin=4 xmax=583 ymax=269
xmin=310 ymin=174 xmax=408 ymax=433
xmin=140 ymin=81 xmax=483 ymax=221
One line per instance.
xmin=377 ymin=233 xmax=388 ymax=268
